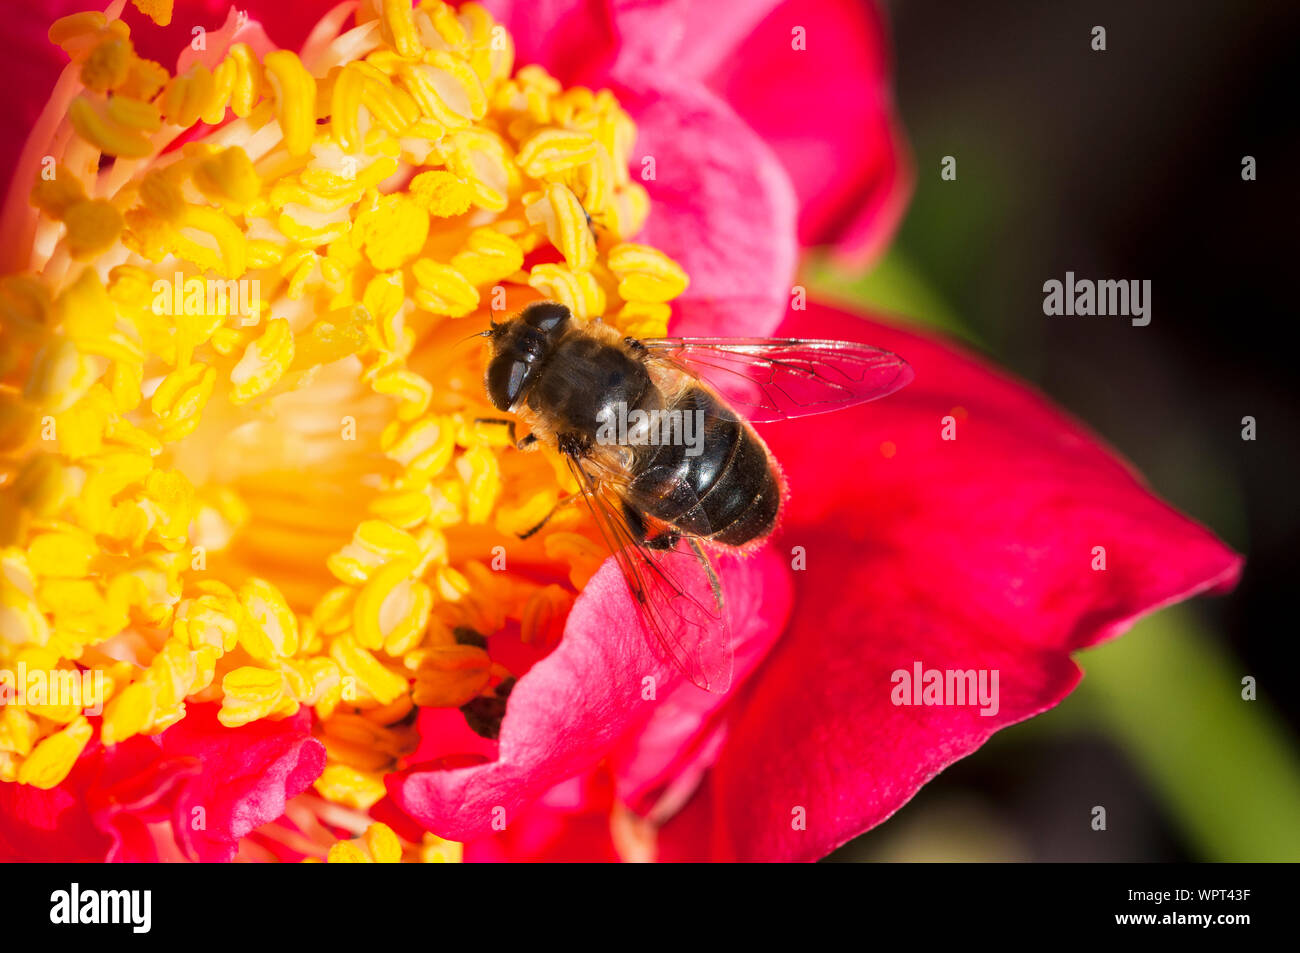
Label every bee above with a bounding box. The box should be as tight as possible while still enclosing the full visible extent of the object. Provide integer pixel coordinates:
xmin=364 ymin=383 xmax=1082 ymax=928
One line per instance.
xmin=481 ymin=301 xmax=913 ymax=693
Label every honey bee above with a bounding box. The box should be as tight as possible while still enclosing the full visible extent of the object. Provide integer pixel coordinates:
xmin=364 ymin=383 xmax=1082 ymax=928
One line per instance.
xmin=481 ymin=301 xmax=913 ymax=692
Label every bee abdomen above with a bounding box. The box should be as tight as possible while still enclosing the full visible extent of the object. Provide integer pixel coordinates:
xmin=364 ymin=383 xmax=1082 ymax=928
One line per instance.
xmin=627 ymin=387 xmax=780 ymax=548
xmin=700 ymin=424 xmax=781 ymax=546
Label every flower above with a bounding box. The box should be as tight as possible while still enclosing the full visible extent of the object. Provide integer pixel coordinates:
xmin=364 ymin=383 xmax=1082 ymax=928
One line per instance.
xmin=0 ymin=0 xmax=1240 ymax=866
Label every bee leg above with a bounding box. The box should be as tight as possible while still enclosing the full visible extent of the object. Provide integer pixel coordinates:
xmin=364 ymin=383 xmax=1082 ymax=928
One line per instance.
xmin=473 ymin=417 xmax=540 ymax=452
xmin=576 ymin=197 xmax=598 ymax=243
xmin=472 ymin=416 xmax=517 ymax=444
xmin=516 ymin=493 xmax=580 ymax=540
xmin=643 ymin=528 xmax=681 ymax=551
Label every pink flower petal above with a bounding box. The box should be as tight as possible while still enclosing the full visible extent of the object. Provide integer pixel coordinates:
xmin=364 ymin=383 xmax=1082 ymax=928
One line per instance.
xmin=176 ymin=6 xmax=277 ymax=74
xmin=484 ymin=0 xmax=800 ymax=336
xmin=0 ymin=0 xmax=95 ymax=191
xmin=462 ymin=771 xmax=624 ymax=862
xmin=0 ymin=732 xmax=198 ymax=862
xmin=482 ymin=0 xmax=618 ymax=86
xmin=704 ymin=0 xmax=912 ymax=264
xmin=388 ymin=547 xmax=791 ymax=841
xmin=484 ymin=0 xmax=781 ymax=87
xmin=605 ymin=0 xmax=781 ymax=80
xmin=611 ymin=72 xmax=800 ymax=337
xmin=161 ymin=704 xmax=325 ymax=862
xmin=654 ymin=302 xmax=1242 ymax=860
xmin=486 ymin=0 xmax=910 ymax=266
xmin=564 ymin=0 xmax=912 ymax=263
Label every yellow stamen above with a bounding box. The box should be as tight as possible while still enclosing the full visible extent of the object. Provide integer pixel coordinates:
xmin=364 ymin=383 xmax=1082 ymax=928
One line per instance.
xmin=412 ymin=643 xmax=491 ymax=708
xmin=16 ymin=717 xmax=92 ymax=790
xmin=324 ymin=821 xmax=403 ymax=863
xmin=263 ymin=51 xmax=317 ymax=158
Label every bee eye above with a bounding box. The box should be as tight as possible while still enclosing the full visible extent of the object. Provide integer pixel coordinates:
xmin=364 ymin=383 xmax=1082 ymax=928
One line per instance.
xmin=485 ymin=325 xmax=550 ymax=409
xmin=486 ymin=357 xmax=531 ymax=409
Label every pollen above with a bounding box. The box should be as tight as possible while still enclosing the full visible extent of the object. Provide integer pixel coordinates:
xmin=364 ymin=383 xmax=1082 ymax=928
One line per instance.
xmin=0 ymin=0 xmax=692 ymax=829
xmin=132 ymin=0 xmax=174 ymax=28
xmin=355 ymin=194 xmax=430 ymax=271
xmin=408 ymin=170 xmax=474 ymax=217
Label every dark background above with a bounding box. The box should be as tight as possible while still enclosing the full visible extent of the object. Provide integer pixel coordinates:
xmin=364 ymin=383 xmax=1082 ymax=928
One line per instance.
xmin=821 ymin=0 xmax=1299 ymax=861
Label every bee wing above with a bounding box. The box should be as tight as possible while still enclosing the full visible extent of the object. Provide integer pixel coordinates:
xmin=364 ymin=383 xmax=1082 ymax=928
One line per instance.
xmin=638 ymin=337 xmax=913 ymax=422
xmin=563 ymin=452 xmax=734 ymax=693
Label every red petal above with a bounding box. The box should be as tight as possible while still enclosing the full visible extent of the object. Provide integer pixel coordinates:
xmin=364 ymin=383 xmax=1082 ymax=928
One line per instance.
xmin=704 ymin=0 xmax=912 ymax=264
xmin=484 ymin=0 xmax=779 ymax=91
xmin=0 ymin=753 xmax=112 ymax=862
xmin=610 ymin=0 xmax=780 ymax=79
xmin=0 ymin=0 xmax=91 ymax=191
xmin=611 ymin=72 xmax=800 ymax=337
xmin=496 ymin=0 xmax=909 ymax=266
xmin=0 ymin=734 xmax=197 ymax=862
xmin=388 ymin=548 xmax=790 ymax=841
xmin=161 ymin=705 xmax=325 ymax=862
xmin=484 ymin=1 xmax=799 ymax=336
xmin=657 ymin=302 xmax=1242 ymax=861
xmin=482 ymin=0 xmax=618 ymax=86
xmin=461 ymin=771 xmax=623 ymax=862
xmin=577 ymin=0 xmax=913 ymax=265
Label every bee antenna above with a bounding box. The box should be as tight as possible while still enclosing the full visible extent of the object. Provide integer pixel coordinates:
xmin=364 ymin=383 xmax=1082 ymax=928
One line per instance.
xmin=454 ymin=326 xmax=495 ymax=350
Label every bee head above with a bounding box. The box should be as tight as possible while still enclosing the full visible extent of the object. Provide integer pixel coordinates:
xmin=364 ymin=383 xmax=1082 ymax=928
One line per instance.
xmin=484 ymin=301 xmax=572 ymax=410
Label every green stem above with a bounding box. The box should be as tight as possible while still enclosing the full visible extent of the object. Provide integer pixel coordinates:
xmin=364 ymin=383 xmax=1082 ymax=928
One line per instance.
xmin=1077 ymin=608 xmax=1300 ymax=861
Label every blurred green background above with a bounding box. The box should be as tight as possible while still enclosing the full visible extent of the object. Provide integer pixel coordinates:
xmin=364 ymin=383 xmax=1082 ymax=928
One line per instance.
xmin=815 ymin=0 xmax=1300 ymax=861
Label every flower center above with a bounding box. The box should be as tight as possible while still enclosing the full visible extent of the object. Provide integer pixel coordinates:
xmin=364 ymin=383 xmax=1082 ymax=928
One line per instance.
xmin=0 ymin=0 xmax=690 ymax=827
